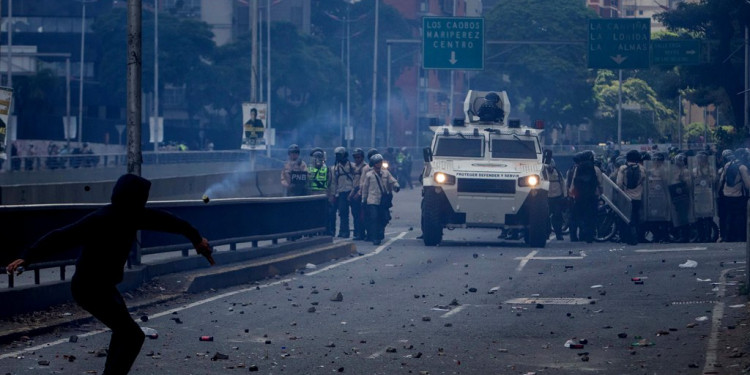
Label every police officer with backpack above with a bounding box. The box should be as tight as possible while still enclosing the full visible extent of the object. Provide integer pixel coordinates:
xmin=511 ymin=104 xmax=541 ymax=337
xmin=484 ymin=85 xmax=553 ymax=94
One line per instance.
xmin=569 ymin=151 xmax=602 ymax=243
xmin=719 ymin=148 xmax=750 ymax=242
xmin=617 ymin=150 xmax=646 ymax=245
xmin=543 ymin=156 xmax=567 ymax=240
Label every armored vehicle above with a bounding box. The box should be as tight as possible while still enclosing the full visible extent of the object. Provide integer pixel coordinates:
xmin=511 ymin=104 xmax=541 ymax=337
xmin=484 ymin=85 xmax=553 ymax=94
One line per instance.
xmin=421 ymin=90 xmax=549 ymax=247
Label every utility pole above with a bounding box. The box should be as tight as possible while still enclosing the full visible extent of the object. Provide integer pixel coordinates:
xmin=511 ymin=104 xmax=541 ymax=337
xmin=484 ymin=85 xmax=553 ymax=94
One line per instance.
xmin=370 ymin=0 xmax=379 ymax=147
xmin=127 ymin=0 xmax=142 ymax=175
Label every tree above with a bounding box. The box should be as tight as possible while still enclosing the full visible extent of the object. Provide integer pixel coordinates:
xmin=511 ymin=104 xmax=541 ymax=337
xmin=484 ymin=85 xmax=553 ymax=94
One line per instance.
xmin=475 ymin=0 xmax=598 ymax=130
xmin=592 ymin=70 xmax=676 ymax=143
xmin=91 ymin=8 xmax=216 ymax=120
xmin=655 ymin=0 xmax=750 ymax=131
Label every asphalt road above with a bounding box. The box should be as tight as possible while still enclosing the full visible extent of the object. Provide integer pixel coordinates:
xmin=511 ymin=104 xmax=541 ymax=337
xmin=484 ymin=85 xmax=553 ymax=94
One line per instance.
xmin=1 ymin=187 xmax=748 ymax=374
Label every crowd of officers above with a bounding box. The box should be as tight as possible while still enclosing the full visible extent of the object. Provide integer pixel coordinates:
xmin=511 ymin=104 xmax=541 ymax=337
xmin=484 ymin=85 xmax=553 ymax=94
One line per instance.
xmin=545 ymin=145 xmax=749 ymax=245
xmin=281 ymin=145 xmax=406 ymax=245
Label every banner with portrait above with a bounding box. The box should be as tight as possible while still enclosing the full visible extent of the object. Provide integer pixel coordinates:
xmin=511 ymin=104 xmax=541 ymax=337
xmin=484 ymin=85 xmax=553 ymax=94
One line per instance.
xmin=241 ymin=102 xmax=267 ymax=151
xmin=0 ymin=87 xmax=13 ymax=160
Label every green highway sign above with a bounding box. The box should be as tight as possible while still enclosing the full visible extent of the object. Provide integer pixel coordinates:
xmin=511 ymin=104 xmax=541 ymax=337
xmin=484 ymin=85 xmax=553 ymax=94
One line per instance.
xmin=652 ymin=40 xmax=701 ymax=65
xmin=423 ymin=17 xmax=484 ymax=70
xmin=588 ymin=18 xmax=650 ymax=70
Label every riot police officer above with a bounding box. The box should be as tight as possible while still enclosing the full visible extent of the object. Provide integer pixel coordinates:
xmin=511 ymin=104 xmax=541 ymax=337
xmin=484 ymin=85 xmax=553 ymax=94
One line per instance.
xmin=349 ymin=148 xmax=367 ymax=240
xmin=361 ymin=154 xmax=400 ymax=245
xmin=719 ymin=148 xmax=750 ymax=242
xmin=617 ymin=150 xmax=646 ymax=245
xmin=544 ymin=158 xmax=567 ymax=240
xmin=308 ymin=149 xmax=335 ymax=236
xmin=281 ymin=144 xmax=308 ymax=196
xmin=331 ymin=147 xmax=356 ymax=238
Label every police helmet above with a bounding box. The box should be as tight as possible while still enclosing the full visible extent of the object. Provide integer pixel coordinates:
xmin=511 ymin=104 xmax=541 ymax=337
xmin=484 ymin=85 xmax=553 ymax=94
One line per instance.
xmin=653 ymin=152 xmax=666 ymax=161
xmin=640 ymin=151 xmax=651 ymax=161
xmin=352 ymin=148 xmax=364 ymax=158
xmin=310 ymin=147 xmax=324 ymax=157
xmin=288 ymin=144 xmax=300 ymax=154
xmin=734 ymin=148 xmax=749 ymax=163
xmin=369 ymin=153 xmax=384 ymax=165
xmin=583 ymin=150 xmax=595 ymax=161
xmin=334 ymin=146 xmax=348 ymax=160
xmin=367 ymin=148 xmax=379 ymax=159
xmin=312 ymin=150 xmax=324 ymax=160
xmin=721 ymin=149 xmax=735 ymax=162
xmin=626 ymin=149 xmax=641 ymax=163
xmin=675 ymin=153 xmax=687 ymax=167
xmin=615 ymin=156 xmax=627 ymax=168
xmin=484 ymin=92 xmax=500 ymax=103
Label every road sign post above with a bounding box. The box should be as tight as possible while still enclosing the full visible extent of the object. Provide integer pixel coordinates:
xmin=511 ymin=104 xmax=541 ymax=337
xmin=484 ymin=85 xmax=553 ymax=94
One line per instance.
xmin=423 ymin=17 xmax=484 ymax=70
xmin=588 ymin=18 xmax=650 ymax=70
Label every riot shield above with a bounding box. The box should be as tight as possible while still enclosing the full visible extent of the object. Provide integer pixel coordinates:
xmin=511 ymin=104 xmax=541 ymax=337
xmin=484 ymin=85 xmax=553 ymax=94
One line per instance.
xmin=643 ymin=160 xmax=671 ymax=222
xmin=668 ymin=161 xmax=693 ymax=227
xmin=600 ymin=173 xmax=632 ymax=224
xmin=689 ymin=154 xmax=716 ymax=219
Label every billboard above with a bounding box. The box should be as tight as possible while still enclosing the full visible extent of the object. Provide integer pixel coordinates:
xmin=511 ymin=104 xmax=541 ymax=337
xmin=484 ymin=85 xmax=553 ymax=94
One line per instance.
xmin=0 ymin=87 xmax=13 ymax=160
xmin=241 ymin=102 xmax=267 ymax=151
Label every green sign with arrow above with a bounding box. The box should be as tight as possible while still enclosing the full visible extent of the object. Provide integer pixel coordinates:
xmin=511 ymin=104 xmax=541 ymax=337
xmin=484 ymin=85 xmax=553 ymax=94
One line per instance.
xmin=422 ymin=17 xmax=484 ymax=70
xmin=588 ymin=18 xmax=650 ymax=70
xmin=652 ymin=40 xmax=701 ymax=65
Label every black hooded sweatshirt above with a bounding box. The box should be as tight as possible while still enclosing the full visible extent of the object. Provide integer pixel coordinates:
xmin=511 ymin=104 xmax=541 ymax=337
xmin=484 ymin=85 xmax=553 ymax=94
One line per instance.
xmin=20 ymin=174 xmax=203 ymax=285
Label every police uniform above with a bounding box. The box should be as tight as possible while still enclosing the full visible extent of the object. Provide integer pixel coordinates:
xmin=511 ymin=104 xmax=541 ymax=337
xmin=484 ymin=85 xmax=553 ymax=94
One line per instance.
xmin=308 ymin=161 xmax=335 ymax=235
xmin=361 ymin=166 xmax=399 ymax=245
xmin=331 ymin=160 xmax=357 ymax=238
xmin=281 ymin=159 xmax=308 ymax=196
xmin=349 ymin=159 xmax=366 ymax=239
xmin=719 ymin=160 xmax=750 ymax=242
xmin=617 ymin=161 xmax=646 ymax=245
xmin=544 ymin=162 xmax=567 ymax=240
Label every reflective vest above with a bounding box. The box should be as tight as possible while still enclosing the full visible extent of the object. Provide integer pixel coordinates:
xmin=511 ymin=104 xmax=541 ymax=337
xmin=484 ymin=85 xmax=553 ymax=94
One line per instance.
xmin=309 ymin=166 xmax=329 ymax=191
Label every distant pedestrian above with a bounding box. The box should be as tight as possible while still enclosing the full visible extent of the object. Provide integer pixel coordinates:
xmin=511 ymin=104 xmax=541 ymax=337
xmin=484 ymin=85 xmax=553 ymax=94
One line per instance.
xmin=6 ymin=174 xmax=215 ymax=375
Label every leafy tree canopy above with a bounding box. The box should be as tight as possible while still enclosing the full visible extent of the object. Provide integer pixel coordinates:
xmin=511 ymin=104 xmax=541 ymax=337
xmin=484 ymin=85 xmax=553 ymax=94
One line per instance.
xmin=475 ymin=0 xmax=597 ymax=127
xmin=655 ymin=0 xmax=750 ymax=129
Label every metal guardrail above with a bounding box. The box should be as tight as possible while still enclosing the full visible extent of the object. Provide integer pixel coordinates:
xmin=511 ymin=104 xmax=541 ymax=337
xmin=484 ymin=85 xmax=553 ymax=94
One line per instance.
xmin=2 ymin=195 xmax=328 ymax=288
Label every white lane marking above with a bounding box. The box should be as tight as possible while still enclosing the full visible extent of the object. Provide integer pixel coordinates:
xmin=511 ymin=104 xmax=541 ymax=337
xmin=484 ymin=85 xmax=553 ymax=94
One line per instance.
xmin=634 ymin=247 xmax=707 ymax=253
xmin=440 ymin=304 xmax=467 ymax=318
xmin=0 ymin=233 xmax=409 ymax=360
xmin=505 ymin=297 xmax=594 ymax=305
xmin=514 ymin=251 xmax=586 ymax=272
xmin=0 ymin=328 xmax=108 ymax=360
xmin=305 ymin=232 xmax=407 ymax=276
xmin=516 ymin=250 xmax=538 ymax=272
xmin=703 ymin=267 xmax=737 ymax=373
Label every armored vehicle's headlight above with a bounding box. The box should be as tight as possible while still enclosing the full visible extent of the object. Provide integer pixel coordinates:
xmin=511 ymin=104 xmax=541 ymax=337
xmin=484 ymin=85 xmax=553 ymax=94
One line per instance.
xmin=434 ymin=172 xmax=456 ymax=185
xmin=518 ymin=174 xmax=540 ymax=187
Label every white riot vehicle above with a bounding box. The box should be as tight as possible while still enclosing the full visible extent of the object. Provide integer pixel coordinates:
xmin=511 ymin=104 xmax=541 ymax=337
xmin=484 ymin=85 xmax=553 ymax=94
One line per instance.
xmin=420 ymin=90 xmax=549 ymax=247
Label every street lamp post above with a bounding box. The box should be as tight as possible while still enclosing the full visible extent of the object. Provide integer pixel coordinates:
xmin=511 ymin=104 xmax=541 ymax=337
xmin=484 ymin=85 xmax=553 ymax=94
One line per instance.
xmin=75 ymin=0 xmax=97 ymax=148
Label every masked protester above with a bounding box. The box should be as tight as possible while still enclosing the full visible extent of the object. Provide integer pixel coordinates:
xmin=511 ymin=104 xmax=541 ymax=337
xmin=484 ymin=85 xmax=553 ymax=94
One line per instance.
xmin=361 ymin=154 xmax=399 ymax=245
xmin=5 ymin=174 xmax=214 ymax=375
xmin=281 ymin=144 xmax=308 ymax=196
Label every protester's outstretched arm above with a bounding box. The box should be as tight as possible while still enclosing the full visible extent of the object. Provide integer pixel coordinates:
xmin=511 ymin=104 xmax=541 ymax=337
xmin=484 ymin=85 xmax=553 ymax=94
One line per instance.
xmin=140 ymin=208 xmax=214 ymax=266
